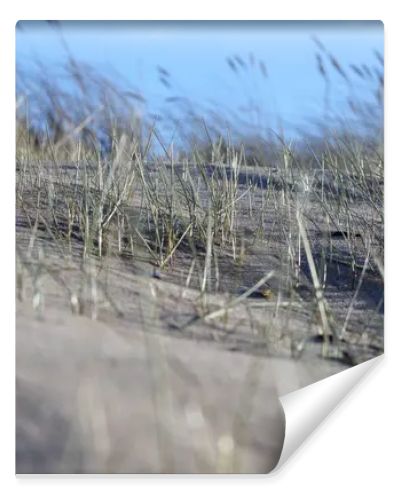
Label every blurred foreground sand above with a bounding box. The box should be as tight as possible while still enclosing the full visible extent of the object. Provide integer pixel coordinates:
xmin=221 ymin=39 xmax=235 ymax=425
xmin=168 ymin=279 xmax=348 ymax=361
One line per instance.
xmin=16 ymin=300 xmax=346 ymax=473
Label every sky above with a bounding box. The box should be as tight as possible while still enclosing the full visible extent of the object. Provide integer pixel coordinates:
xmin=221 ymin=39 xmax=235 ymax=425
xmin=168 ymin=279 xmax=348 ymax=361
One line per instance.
xmin=16 ymin=21 xmax=384 ymax=143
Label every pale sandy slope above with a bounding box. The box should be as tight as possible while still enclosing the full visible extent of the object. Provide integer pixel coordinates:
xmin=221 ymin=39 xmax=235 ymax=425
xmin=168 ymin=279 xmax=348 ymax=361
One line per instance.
xmin=16 ymin=297 xmax=345 ymax=474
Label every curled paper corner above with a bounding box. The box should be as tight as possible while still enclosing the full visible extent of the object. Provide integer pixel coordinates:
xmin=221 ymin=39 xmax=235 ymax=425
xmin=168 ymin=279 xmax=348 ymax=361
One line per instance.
xmin=274 ymin=354 xmax=383 ymax=471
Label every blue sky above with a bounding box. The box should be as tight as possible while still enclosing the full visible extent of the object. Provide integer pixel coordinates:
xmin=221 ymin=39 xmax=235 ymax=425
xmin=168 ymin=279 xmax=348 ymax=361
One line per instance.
xmin=16 ymin=21 xmax=383 ymax=142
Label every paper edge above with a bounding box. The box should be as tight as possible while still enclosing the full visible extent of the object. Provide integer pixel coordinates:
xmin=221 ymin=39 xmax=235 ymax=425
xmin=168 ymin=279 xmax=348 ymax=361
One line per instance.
xmin=274 ymin=354 xmax=383 ymax=470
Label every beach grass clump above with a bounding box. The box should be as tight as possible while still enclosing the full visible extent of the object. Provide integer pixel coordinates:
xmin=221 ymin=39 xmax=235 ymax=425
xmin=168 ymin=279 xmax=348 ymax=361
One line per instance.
xmin=16 ymin=45 xmax=383 ymax=364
